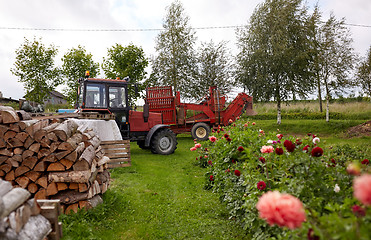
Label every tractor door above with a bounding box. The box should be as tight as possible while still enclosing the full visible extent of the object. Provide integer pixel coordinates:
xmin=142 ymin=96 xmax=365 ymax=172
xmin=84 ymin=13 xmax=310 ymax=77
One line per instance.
xmin=107 ymin=85 xmax=130 ymax=139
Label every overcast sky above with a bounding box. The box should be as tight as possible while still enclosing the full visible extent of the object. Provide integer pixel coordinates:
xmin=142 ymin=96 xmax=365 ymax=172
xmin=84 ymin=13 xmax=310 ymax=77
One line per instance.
xmin=0 ymin=0 xmax=370 ymax=100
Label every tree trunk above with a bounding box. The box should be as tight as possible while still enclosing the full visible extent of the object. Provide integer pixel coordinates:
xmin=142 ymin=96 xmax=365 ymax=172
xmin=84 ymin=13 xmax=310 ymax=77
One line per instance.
xmin=325 ymin=81 xmax=330 ymax=122
xmin=277 ymin=98 xmax=281 ymax=125
xmin=317 ymin=76 xmax=323 ymax=112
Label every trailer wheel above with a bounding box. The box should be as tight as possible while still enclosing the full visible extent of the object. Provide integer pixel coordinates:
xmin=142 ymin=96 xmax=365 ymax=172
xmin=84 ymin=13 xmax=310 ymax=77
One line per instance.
xmin=151 ymin=128 xmax=177 ymax=155
xmin=191 ymin=123 xmax=210 ymax=141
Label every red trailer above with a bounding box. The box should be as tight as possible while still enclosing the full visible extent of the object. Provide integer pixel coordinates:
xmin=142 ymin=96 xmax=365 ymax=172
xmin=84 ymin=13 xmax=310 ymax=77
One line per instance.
xmin=145 ymin=86 xmax=254 ymax=140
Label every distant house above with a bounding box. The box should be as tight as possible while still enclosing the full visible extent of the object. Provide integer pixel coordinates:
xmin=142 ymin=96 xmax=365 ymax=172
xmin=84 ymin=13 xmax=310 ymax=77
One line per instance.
xmin=43 ymin=90 xmax=67 ymax=105
xmin=0 ymin=91 xmax=19 ymax=105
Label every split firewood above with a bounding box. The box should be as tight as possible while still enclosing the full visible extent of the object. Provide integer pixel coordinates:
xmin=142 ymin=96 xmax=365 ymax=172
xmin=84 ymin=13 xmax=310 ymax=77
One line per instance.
xmin=9 ymin=123 xmax=20 ymax=133
xmin=34 ymin=129 xmax=47 ymax=143
xmin=7 ymin=137 xmax=24 ymax=148
xmin=49 ymin=141 xmax=60 ymax=153
xmin=18 ymin=119 xmax=38 ymax=131
xmin=69 ymin=182 xmax=78 ymax=190
xmin=13 ymin=147 xmax=24 ymax=155
xmin=27 ymin=182 xmax=39 ymax=194
xmin=40 ymin=137 xmax=51 ymax=148
xmin=78 ymin=183 xmax=89 ymax=192
xmin=15 ymin=132 xmax=29 ymax=143
xmin=52 ymin=119 xmax=79 ymax=141
xmin=64 ymin=142 xmax=85 ymax=162
xmin=0 ymin=138 xmax=6 ymax=148
xmin=34 ymin=161 xmax=48 ymax=172
xmin=0 ymin=162 xmax=12 ymax=173
xmin=42 ymin=153 xmax=57 ymax=163
xmin=34 ymin=188 xmax=46 ymax=200
xmin=16 ymin=110 xmax=32 ymax=121
xmin=28 ymin=142 xmax=41 ymax=153
xmin=0 ymin=155 xmax=8 ymax=165
xmin=24 ymin=171 xmax=41 ymax=182
xmin=25 ymin=119 xmax=49 ymax=138
xmin=0 ymin=125 xmax=9 ymax=138
xmin=84 ymin=136 xmax=101 ymax=149
xmin=4 ymin=130 xmax=17 ymax=140
xmin=73 ymin=145 xmax=95 ymax=171
xmin=23 ymin=136 xmax=35 ymax=149
xmin=55 ymin=150 xmax=72 ymax=160
xmin=47 ymin=132 xmax=58 ymax=142
xmin=48 ymin=170 xmax=92 ymax=183
xmin=0 ymin=106 xmax=20 ymax=124
xmin=35 ymin=176 xmax=48 ymax=189
xmin=59 ymin=158 xmax=74 ymax=170
xmin=4 ymin=170 xmax=15 ymax=181
xmin=0 ymin=148 xmax=13 ymax=157
xmin=65 ymin=203 xmax=79 ymax=214
xmin=37 ymin=148 xmax=51 ymax=159
xmin=82 ymin=130 xmax=96 ymax=141
xmin=15 ymin=176 xmax=30 ymax=189
xmin=8 ymin=158 xmax=20 ymax=168
xmin=14 ymin=165 xmax=30 ymax=178
xmin=1 ymin=187 xmax=31 ymax=218
xmin=47 ymin=162 xmax=65 ymax=172
xmin=97 ymin=156 xmax=110 ymax=167
xmin=22 ymin=149 xmax=34 ymax=160
xmin=22 ymin=156 xmax=38 ymax=169
xmin=51 ymin=190 xmax=89 ymax=205
xmin=46 ymin=182 xmax=58 ymax=196
xmin=58 ymin=132 xmax=83 ymax=152
xmin=56 ymin=182 xmax=68 ymax=191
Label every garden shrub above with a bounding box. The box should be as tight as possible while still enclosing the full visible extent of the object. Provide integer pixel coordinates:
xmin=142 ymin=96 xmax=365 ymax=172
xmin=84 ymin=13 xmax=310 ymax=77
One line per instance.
xmin=249 ymin=112 xmax=371 ymax=120
xmin=191 ymin=120 xmax=371 ymax=239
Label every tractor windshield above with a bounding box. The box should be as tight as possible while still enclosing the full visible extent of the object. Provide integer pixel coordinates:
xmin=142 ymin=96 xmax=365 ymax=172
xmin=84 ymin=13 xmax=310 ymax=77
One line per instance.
xmin=109 ymin=86 xmax=126 ymax=108
xmin=85 ymin=83 xmax=107 ymax=108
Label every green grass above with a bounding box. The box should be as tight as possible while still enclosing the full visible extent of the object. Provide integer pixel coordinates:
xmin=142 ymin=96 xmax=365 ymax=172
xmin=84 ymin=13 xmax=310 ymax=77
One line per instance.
xmin=61 ymin=135 xmax=247 ymax=240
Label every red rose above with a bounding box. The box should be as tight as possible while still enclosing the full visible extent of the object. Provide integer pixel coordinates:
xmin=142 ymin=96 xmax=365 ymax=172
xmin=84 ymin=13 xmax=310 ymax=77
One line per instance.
xmin=295 ymin=138 xmax=302 ymax=145
xmin=361 ymin=159 xmax=369 ymax=165
xmin=224 ymin=133 xmax=229 ymax=139
xmin=237 ymin=146 xmax=244 ymax=152
xmin=208 ymin=160 xmax=213 ymax=166
xmin=209 ymin=175 xmax=214 ymax=181
xmin=234 ymin=169 xmax=241 ymax=176
xmin=259 ymin=157 xmax=266 ymax=163
xmin=311 ymin=147 xmax=323 ymax=157
xmin=352 ymin=205 xmax=366 ymax=217
xmin=284 ymin=140 xmax=295 ymax=152
xmin=257 ymin=181 xmax=266 ymax=190
xmin=275 ymin=147 xmax=284 ymax=155
xmin=303 ymin=145 xmax=310 ymax=153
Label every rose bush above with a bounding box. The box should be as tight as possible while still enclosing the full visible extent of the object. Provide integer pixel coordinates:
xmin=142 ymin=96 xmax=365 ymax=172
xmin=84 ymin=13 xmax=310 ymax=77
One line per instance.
xmin=191 ymin=119 xmax=370 ymax=239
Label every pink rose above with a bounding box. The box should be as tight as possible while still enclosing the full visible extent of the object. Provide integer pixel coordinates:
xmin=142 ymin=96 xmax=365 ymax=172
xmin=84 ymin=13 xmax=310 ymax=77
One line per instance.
xmin=353 ymin=174 xmax=371 ymax=206
xmin=209 ymin=136 xmax=217 ymax=142
xmin=195 ymin=143 xmax=201 ymax=149
xmin=190 ymin=147 xmax=197 ymax=151
xmin=256 ymin=191 xmax=306 ymax=229
xmin=261 ymin=145 xmax=274 ymax=154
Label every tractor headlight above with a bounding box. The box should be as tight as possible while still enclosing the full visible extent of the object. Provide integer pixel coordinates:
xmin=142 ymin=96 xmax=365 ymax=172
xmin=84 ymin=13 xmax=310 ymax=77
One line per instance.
xmin=122 ymin=116 xmax=126 ymax=123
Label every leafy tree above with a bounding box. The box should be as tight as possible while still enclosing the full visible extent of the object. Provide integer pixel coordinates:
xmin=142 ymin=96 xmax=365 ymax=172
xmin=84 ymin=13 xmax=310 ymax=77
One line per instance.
xmin=236 ymin=0 xmax=314 ymax=124
xmin=356 ymin=46 xmax=371 ymax=99
xmin=149 ymin=0 xmax=197 ymax=100
xmin=11 ymin=37 xmax=62 ymax=103
xmin=102 ymin=43 xmax=148 ymax=102
xmin=310 ymin=13 xmax=356 ymax=121
xmin=62 ymin=45 xmax=99 ymax=105
xmin=194 ymin=40 xmax=234 ymax=100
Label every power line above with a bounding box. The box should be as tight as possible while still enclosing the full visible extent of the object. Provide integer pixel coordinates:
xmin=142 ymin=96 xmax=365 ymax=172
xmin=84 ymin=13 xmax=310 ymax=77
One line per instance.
xmin=0 ymin=23 xmax=369 ymax=32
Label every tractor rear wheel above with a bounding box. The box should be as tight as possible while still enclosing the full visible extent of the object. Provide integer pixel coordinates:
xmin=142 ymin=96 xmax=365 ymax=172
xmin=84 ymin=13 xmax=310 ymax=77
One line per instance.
xmin=151 ymin=128 xmax=177 ymax=155
xmin=191 ymin=123 xmax=210 ymax=141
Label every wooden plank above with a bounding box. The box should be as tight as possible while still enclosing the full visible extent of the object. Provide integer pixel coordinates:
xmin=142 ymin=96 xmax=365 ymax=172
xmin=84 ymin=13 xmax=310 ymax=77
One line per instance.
xmin=101 ymin=140 xmax=130 ymax=145
xmin=108 ymin=163 xmax=131 ymax=168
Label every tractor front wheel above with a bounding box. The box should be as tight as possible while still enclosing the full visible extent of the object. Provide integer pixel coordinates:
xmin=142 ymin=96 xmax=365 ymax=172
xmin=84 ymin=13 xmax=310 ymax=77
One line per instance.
xmin=191 ymin=123 xmax=211 ymax=141
xmin=151 ymin=128 xmax=177 ymax=155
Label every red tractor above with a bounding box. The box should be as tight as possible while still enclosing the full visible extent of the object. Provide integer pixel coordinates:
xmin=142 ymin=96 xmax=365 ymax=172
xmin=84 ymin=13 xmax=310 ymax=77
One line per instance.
xmin=75 ymin=74 xmax=177 ymax=155
xmin=145 ymin=86 xmax=254 ymax=141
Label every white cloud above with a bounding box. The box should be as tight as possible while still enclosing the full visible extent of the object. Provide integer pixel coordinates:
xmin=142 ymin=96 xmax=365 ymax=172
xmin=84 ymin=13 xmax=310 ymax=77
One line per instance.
xmin=0 ymin=0 xmax=370 ymax=100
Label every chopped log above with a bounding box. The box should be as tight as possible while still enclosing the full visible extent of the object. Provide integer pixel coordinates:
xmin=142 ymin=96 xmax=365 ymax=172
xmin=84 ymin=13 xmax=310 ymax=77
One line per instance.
xmin=43 ymin=153 xmax=57 ymax=163
xmin=8 ymin=158 xmax=20 ymax=167
xmin=82 ymin=130 xmax=96 ymax=141
xmin=22 ymin=149 xmax=34 ymax=160
xmin=27 ymin=198 xmax=41 ymax=216
xmin=0 ymin=179 xmax=13 ymax=196
xmin=78 ymin=183 xmax=89 ymax=192
xmin=85 ymin=135 xmax=101 ymax=149
xmin=49 ymin=141 xmax=60 ymax=153
xmin=73 ymin=145 xmax=95 ymax=171
xmin=29 ymin=142 xmax=41 ymax=153
xmin=47 ymin=132 xmax=59 ymax=142
xmin=15 ymin=176 xmax=30 ymax=188
xmin=88 ymin=194 xmax=103 ymax=208
xmin=65 ymin=203 xmax=79 ymax=214
xmin=1 ymin=187 xmax=31 ymax=218
xmin=5 ymin=170 xmax=15 ymax=181
xmin=0 ymin=162 xmax=12 ymax=173
xmin=0 ymin=169 xmax=5 ymax=177
xmin=0 ymin=125 xmax=9 ymax=138
xmin=69 ymin=182 xmax=78 ymax=190
xmin=9 ymin=123 xmax=20 ymax=133
xmin=36 ymin=176 xmax=48 ymax=189
xmin=27 ymin=182 xmax=39 ymax=193
xmin=13 ymin=148 xmax=24 ymax=155
xmin=18 ymin=215 xmax=52 ymax=240
xmin=34 ymin=161 xmax=48 ymax=172
xmin=55 ymin=150 xmax=72 ymax=160
xmin=51 ymin=190 xmax=88 ymax=204
xmin=25 ymin=171 xmax=41 ymax=182
xmin=46 ymin=182 xmax=58 ymax=196
xmin=53 ymin=119 xmax=79 ymax=141
xmin=56 ymin=182 xmax=68 ymax=191
xmin=0 ymin=107 xmax=20 ymax=124
xmin=48 ymin=170 xmax=91 ymax=183
xmin=97 ymin=156 xmax=110 ymax=167
xmin=7 ymin=137 xmax=24 ymax=148
xmin=43 ymin=122 xmax=61 ymax=132
xmin=60 ymin=158 xmax=73 ymax=170
xmin=18 ymin=119 xmax=39 ymax=131
xmin=64 ymin=142 xmax=85 ymax=162
xmin=34 ymin=129 xmax=47 ymax=143
xmin=34 ymin=188 xmax=47 ymax=200
xmin=0 ymin=155 xmax=8 ymax=165
xmin=15 ymin=165 xmax=30 ymax=177
xmin=22 ymin=156 xmax=38 ymax=169
xmin=24 ymin=136 xmax=34 ymax=149
xmin=25 ymin=119 xmax=49 ymax=137
xmin=0 ymin=138 xmax=6 ymax=148
xmin=47 ymin=162 xmax=66 ymax=171
xmin=12 ymin=154 xmax=23 ymax=163
xmin=0 ymin=148 xmax=13 ymax=156
xmin=4 ymin=130 xmax=17 ymax=140
xmin=15 ymin=132 xmax=29 ymax=143
xmin=40 ymin=137 xmax=51 ymax=148
xmin=37 ymin=148 xmax=51 ymax=159
xmin=58 ymin=132 xmax=83 ymax=151
xmin=88 ymin=180 xmax=101 ymax=199
xmin=78 ymin=200 xmax=89 ymax=210
xmin=16 ymin=110 xmax=32 ymax=121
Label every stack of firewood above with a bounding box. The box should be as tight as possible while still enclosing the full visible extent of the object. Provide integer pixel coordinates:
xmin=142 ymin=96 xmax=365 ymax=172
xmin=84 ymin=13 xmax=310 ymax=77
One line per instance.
xmin=0 ymin=179 xmax=52 ymax=239
xmin=0 ymin=106 xmax=110 ymax=214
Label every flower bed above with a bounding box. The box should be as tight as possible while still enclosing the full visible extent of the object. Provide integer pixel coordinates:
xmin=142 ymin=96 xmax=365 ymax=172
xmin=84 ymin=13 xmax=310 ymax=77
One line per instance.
xmin=191 ymin=120 xmax=370 ymax=239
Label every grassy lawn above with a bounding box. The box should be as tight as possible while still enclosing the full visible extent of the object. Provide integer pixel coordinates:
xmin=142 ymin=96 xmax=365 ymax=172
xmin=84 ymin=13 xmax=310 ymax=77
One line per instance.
xmin=60 ymin=118 xmax=370 ymax=239
xmin=61 ymin=135 xmax=247 ymax=240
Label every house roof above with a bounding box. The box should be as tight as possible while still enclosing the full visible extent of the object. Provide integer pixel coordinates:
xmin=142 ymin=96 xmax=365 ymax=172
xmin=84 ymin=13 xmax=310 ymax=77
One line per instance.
xmin=49 ymin=90 xmax=66 ymax=99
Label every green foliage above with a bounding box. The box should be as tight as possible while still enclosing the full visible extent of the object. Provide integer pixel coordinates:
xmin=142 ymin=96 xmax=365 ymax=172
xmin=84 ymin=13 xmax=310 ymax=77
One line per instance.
xmin=236 ymin=0 xmax=314 ymax=124
xmin=250 ymin=112 xmax=371 ymax=120
xmin=357 ymin=45 xmax=371 ymax=99
xmin=191 ymin=119 xmax=370 ymax=239
xmin=149 ymin=0 xmax=197 ymax=100
xmin=194 ymin=40 xmax=234 ymax=99
xmin=11 ymin=37 xmax=62 ymax=103
xmin=62 ymin=45 xmax=99 ymax=105
xmin=102 ymin=43 xmax=148 ymax=104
